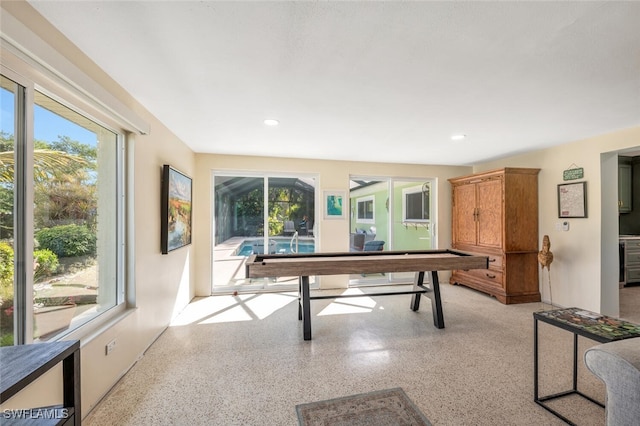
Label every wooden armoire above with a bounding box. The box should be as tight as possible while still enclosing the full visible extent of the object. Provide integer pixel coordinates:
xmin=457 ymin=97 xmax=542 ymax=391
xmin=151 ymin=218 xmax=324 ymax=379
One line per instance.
xmin=448 ymin=168 xmax=541 ymax=304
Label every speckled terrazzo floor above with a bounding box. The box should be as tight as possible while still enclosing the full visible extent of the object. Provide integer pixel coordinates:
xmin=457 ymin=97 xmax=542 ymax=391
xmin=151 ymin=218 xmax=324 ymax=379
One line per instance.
xmin=620 ymin=284 xmax=640 ymax=324
xmin=84 ymin=283 xmax=612 ymax=426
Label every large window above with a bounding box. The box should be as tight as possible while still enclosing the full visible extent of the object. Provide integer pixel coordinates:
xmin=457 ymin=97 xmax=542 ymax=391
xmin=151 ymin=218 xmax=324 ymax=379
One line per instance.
xmin=0 ymin=72 xmax=125 ymax=346
xmin=0 ymin=75 xmax=18 ymax=346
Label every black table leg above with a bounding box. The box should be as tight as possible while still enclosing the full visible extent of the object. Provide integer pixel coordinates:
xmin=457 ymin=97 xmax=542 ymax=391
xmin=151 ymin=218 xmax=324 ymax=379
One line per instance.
xmin=298 ymin=276 xmax=302 ymax=321
xmin=572 ymin=333 xmax=579 ymax=392
xmin=410 ymin=271 xmax=424 ymax=311
xmin=62 ymin=346 xmax=81 ymax=426
xmin=301 ymin=275 xmax=312 ymax=340
xmin=429 ymin=271 xmax=444 ymax=329
xmin=533 ymin=318 xmax=603 ymax=425
xmin=411 ymin=271 xmax=444 ymax=329
xmin=534 ymin=318 xmax=539 ymax=401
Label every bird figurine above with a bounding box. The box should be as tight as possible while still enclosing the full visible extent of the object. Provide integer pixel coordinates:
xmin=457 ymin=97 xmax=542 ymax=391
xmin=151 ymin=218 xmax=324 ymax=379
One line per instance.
xmin=538 ymin=235 xmax=555 ymax=310
xmin=538 ymin=235 xmax=554 ymax=270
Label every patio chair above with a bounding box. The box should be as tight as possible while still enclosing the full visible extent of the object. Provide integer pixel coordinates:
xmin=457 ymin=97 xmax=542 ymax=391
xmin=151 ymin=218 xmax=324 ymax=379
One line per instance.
xmin=362 ymin=240 xmax=385 ymax=276
xmin=350 ymin=233 xmax=366 ymax=251
xmin=363 ymin=240 xmax=385 ymax=251
xmin=283 ymin=220 xmax=296 ymax=236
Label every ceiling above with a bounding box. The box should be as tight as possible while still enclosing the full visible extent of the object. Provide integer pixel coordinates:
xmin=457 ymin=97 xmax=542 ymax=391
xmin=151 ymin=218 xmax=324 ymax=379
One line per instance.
xmin=28 ymin=1 xmax=640 ymax=165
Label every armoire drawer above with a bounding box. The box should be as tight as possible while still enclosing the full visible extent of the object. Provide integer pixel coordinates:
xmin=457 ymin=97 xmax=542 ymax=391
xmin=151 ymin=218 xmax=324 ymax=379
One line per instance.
xmin=485 ymin=254 xmax=503 ymax=269
xmin=469 ymin=268 xmax=503 ymax=286
xmin=457 ymin=268 xmax=504 ymax=288
xmin=457 ymin=251 xmax=503 ymax=269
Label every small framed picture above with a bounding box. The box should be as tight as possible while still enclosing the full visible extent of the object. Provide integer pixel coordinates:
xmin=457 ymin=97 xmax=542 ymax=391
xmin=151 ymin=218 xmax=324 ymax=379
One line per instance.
xmin=558 ymin=181 xmax=587 ymax=218
xmin=323 ymin=190 xmax=346 ymax=219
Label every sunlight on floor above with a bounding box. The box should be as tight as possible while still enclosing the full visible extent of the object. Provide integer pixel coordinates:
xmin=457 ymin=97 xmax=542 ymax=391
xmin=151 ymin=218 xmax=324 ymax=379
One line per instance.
xmin=317 ymin=288 xmax=378 ymax=316
xmin=170 ymin=292 xmax=298 ymax=326
xmin=170 ymin=287 xmax=386 ymax=326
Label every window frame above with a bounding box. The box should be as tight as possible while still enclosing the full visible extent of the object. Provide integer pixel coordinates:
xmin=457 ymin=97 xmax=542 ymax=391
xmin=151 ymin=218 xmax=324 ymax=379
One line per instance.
xmin=356 ymin=195 xmax=375 ymax=225
xmin=402 ymin=185 xmax=430 ymax=224
xmin=1 ymin=49 xmax=132 ymax=345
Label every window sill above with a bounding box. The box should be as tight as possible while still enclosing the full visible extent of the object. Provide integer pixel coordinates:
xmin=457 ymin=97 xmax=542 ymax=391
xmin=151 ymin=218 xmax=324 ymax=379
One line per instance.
xmin=59 ymin=306 xmax=137 ymax=347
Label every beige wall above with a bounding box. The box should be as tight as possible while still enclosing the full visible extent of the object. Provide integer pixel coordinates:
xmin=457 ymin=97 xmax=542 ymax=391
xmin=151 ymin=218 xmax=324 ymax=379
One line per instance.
xmin=476 ymin=126 xmax=640 ymax=315
xmin=4 ymin=0 xmax=639 ymax=421
xmin=194 ymin=154 xmax=471 ymax=294
xmin=1 ymin=2 xmax=196 ymax=418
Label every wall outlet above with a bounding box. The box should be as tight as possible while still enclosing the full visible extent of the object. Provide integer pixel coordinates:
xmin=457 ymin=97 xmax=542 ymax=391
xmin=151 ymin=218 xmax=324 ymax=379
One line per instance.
xmin=562 ymin=221 xmax=570 ymax=231
xmin=106 ymin=338 xmax=117 ymax=355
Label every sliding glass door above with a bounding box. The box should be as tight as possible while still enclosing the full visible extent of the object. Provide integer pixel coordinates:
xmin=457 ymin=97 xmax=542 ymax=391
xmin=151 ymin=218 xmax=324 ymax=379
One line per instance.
xmin=349 ymin=176 xmax=435 ymax=286
xmin=212 ymin=173 xmax=316 ymax=292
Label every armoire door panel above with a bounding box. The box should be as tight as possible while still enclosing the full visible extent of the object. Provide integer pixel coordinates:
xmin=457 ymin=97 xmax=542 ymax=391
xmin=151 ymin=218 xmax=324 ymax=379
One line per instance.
xmin=476 ymin=179 xmax=503 ymax=248
xmin=452 ymin=183 xmax=477 ymax=246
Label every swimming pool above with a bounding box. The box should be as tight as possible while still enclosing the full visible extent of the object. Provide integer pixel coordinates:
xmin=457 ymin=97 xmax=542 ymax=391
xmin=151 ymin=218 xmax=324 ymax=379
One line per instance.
xmin=235 ymin=238 xmax=315 ymax=256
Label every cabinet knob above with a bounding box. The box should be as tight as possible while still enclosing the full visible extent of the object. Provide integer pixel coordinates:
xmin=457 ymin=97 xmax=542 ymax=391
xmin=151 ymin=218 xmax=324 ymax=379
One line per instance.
xmin=486 ymin=273 xmax=496 ymax=279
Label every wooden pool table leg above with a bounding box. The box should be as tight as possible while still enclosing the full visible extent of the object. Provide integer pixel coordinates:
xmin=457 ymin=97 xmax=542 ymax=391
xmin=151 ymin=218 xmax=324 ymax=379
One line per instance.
xmin=301 ymin=275 xmax=312 ymax=340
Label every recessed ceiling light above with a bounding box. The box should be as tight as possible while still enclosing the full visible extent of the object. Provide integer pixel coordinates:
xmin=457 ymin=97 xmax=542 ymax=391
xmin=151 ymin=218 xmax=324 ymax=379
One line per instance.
xmin=264 ymin=119 xmax=279 ymax=126
xmin=451 ymin=134 xmax=466 ymax=141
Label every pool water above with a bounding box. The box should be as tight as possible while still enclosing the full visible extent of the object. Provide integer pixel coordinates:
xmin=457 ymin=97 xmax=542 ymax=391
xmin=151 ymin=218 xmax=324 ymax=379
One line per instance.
xmin=235 ymin=238 xmax=315 ymax=256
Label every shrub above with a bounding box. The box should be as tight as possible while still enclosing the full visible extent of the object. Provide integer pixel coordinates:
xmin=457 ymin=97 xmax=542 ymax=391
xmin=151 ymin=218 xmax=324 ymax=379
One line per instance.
xmin=0 ymin=242 xmax=13 ymax=305
xmin=0 ymin=242 xmax=13 ymax=285
xmin=33 ymin=249 xmax=59 ymax=282
xmin=0 ymin=242 xmax=14 ymax=339
xmin=35 ymin=224 xmax=96 ymax=258
xmin=0 ymin=332 xmax=13 ymax=347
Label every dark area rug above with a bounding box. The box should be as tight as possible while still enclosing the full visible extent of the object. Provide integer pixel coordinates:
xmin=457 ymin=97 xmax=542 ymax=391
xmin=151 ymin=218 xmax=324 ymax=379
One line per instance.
xmin=296 ymin=387 xmax=431 ymax=426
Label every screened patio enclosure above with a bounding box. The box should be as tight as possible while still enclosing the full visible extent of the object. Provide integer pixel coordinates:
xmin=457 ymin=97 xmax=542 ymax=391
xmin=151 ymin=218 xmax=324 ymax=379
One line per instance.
xmin=212 ymin=174 xmax=316 ymax=292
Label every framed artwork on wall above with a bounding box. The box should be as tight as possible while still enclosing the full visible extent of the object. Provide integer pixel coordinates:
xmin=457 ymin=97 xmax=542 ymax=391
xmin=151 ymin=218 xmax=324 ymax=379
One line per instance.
xmin=161 ymin=165 xmax=193 ymax=254
xmin=323 ymin=190 xmax=346 ymax=220
xmin=558 ymin=181 xmax=587 ymax=218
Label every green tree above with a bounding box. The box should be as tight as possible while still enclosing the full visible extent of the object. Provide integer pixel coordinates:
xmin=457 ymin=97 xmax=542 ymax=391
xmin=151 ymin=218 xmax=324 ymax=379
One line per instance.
xmin=0 ymin=131 xmax=95 ymax=234
xmin=0 ymin=132 xmax=89 ymax=183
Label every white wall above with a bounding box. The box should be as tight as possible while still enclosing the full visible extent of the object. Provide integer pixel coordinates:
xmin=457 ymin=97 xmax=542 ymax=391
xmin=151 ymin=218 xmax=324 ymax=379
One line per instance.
xmin=476 ymin=126 xmax=640 ymax=315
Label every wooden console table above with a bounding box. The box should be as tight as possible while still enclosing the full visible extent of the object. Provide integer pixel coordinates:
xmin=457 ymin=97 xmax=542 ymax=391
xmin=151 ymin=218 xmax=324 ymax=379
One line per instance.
xmin=0 ymin=340 xmax=81 ymax=425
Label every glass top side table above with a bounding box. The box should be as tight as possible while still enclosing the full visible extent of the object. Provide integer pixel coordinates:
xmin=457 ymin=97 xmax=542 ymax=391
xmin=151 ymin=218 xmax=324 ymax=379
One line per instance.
xmin=533 ymin=307 xmax=640 ymax=425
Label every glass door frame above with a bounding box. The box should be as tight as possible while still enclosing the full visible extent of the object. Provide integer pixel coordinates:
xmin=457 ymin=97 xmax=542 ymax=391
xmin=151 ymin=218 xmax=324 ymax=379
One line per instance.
xmin=211 ymin=170 xmax=319 ymax=293
xmin=349 ymin=175 xmax=437 ymax=286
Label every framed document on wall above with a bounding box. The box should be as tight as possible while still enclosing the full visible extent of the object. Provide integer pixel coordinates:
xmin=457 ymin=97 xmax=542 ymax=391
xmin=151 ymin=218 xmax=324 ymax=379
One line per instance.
xmin=558 ymin=181 xmax=587 ymax=218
